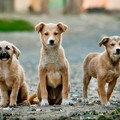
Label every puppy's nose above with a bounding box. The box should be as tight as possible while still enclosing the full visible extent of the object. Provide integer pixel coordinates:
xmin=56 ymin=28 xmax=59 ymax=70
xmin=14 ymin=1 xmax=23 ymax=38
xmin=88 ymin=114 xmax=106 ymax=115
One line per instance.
xmin=49 ymin=40 xmax=54 ymax=45
xmin=2 ymin=52 xmax=7 ymax=57
xmin=116 ymin=48 xmax=120 ymax=54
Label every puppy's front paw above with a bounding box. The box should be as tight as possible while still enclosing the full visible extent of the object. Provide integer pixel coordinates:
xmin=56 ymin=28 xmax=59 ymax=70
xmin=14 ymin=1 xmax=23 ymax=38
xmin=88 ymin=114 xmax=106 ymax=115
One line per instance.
xmin=61 ymin=99 xmax=73 ymax=105
xmin=9 ymin=101 xmax=17 ymax=107
xmin=0 ymin=101 xmax=9 ymax=107
xmin=41 ymin=99 xmax=49 ymax=106
xmin=82 ymin=98 xmax=89 ymax=104
xmin=105 ymin=102 xmax=110 ymax=107
xmin=104 ymin=102 xmax=113 ymax=109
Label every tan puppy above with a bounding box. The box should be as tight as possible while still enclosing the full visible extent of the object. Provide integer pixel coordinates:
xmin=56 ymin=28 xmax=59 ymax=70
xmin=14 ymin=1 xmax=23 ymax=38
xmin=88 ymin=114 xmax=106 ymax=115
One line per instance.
xmin=0 ymin=41 xmax=28 ymax=107
xmin=35 ymin=22 xmax=72 ymax=106
xmin=82 ymin=36 xmax=120 ymax=107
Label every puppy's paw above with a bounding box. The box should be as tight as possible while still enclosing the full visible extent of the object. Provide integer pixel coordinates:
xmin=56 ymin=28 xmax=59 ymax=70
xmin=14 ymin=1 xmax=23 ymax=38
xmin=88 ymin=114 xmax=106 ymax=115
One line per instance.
xmin=0 ymin=101 xmax=9 ymax=107
xmin=105 ymin=102 xmax=110 ymax=107
xmin=61 ymin=99 xmax=73 ymax=105
xmin=82 ymin=98 xmax=89 ymax=104
xmin=40 ymin=99 xmax=49 ymax=106
xmin=9 ymin=101 xmax=17 ymax=107
xmin=104 ymin=102 xmax=113 ymax=109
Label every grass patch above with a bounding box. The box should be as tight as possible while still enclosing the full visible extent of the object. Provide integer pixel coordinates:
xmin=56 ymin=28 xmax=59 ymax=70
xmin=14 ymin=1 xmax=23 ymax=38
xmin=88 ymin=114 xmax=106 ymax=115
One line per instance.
xmin=0 ymin=19 xmax=34 ymax=32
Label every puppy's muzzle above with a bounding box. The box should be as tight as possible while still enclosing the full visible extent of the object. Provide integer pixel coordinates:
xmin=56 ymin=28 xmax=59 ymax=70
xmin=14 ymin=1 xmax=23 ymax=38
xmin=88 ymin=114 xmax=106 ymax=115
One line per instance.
xmin=0 ymin=52 xmax=10 ymax=61
xmin=116 ymin=48 xmax=120 ymax=55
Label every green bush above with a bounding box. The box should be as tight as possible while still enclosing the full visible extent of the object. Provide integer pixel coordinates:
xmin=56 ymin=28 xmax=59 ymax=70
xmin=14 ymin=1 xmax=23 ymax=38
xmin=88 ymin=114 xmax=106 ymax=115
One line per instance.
xmin=0 ymin=19 xmax=34 ymax=32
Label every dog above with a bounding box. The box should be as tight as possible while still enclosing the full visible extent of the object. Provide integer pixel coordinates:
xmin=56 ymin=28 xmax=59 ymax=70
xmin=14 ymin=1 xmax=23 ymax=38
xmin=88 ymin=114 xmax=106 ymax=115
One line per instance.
xmin=82 ymin=36 xmax=120 ymax=107
xmin=0 ymin=41 xmax=28 ymax=107
xmin=35 ymin=22 xmax=72 ymax=106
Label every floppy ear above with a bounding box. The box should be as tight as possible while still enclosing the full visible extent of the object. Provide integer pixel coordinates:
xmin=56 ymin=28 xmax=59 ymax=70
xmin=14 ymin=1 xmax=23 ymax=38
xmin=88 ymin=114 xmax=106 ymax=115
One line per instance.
xmin=99 ymin=37 xmax=110 ymax=47
xmin=57 ymin=22 xmax=68 ymax=33
xmin=35 ymin=22 xmax=45 ymax=33
xmin=12 ymin=45 xmax=21 ymax=59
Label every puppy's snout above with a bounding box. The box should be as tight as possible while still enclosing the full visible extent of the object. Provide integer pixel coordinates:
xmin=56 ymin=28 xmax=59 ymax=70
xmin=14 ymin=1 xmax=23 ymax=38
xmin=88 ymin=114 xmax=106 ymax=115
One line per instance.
xmin=49 ymin=40 xmax=54 ymax=45
xmin=116 ymin=48 xmax=120 ymax=54
xmin=2 ymin=52 xmax=7 ymax=57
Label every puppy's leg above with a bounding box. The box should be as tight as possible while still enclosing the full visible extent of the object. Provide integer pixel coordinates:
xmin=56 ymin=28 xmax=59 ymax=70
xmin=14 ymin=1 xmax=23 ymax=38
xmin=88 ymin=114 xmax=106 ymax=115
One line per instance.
xmin=107 ymin=79 xmax=117 ymax=101
xmin=61 ymin=68 xmax=72 ymax=105
xmin=97 ymin=78 xmax=108 ymax=106
xmin=18 ymin=82 xmax=29 ymax=104
xmin=37 ymin=83 xmax=41 ymax=101
xmin=10 ymin=80 xmax=20 ymax=106
xmin=82 ymin=73 xmax=91 ymax=103
xmin=38 ymin=69 xmax=49 ymax=106
xmin=0 ymin=82 xmax=9 ymax=107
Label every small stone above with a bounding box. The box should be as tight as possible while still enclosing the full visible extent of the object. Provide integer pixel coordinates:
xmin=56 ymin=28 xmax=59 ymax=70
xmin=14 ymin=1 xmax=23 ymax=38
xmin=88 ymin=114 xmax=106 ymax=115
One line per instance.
xmin=97 ymin=115 xmax=106 ymax=120
xmin=58 ymin=116 xmax=67 ymax=120
xmin=67 ymin=111 xmax=78 ymax=117
xmin=10 ymin=117 xmax=20 ymax=120
xmin=36 ymin=109 xmax=42 ymax=112
xmin=27 ymin=118 xmax=36 ymax=120
xmin=3 ymin=112 xmax=12 ymax=116
xmin=31 ymin=108 xmax=36 ymax=111
xmin=3 ymin=107 xmax=12 ymax=111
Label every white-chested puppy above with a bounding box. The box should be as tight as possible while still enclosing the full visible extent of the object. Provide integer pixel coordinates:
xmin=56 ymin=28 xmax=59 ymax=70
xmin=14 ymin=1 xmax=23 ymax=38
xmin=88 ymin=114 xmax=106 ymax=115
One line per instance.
xmin=35 ymin=22 xmax=72 ymax=106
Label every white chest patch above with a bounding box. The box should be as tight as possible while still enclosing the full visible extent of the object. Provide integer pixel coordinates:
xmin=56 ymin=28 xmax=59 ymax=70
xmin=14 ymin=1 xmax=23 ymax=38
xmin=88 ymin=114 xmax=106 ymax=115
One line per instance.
xmin=47 ymin=71 xmax=61 ymax=88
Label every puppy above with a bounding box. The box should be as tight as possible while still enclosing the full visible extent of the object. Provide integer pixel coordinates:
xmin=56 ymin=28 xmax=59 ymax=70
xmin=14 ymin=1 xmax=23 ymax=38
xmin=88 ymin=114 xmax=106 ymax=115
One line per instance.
xmin=0 ymin=41 xmax=28 ymax=107
xmin=35 ymin=22 xmax=72 ymax=106
xmin=82 ymin=36 xmax=120 ymax=107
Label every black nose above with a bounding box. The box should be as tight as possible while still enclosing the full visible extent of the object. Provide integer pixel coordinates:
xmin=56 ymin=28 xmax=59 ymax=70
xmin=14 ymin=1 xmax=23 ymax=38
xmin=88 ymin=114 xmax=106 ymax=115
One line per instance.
xmin=2 ymin=52 xmax=7 ymax=57
xmin=116 ymin=49 xmax=120 ymax=54
xmin=49 ymin=40 xmax=54 ymax=44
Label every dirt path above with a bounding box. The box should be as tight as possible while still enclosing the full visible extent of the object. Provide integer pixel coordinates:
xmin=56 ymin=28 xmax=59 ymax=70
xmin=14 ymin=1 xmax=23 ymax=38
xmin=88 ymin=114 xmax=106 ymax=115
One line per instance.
xmin=0 ymin=13 xmax=120 ymax=120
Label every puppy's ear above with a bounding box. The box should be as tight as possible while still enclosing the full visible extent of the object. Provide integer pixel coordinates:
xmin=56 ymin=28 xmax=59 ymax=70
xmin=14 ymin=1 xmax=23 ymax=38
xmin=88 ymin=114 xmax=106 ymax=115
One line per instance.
xmin=57 ymin=22 xmax=68 ymax=33
xmin=12 ymin=45 xmax=21 ymax=59
xmin=99 ymin=37 xmax=110 ymax=47
xmin=35 ymin=22 xmax=45 ymax=33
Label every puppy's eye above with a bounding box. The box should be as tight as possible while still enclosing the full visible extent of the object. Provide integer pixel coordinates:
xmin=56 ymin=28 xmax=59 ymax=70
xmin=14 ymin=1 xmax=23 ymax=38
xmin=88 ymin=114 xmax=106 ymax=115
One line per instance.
xmin=6 ymin=46 xmax=10 ymax=50
xmin=44 ymin=32 xmax=49 ymax=36
xmin=110 ymin=43 xmax=115 ymax=46
xmin=54 ymin=32 xmax=58 ymax=35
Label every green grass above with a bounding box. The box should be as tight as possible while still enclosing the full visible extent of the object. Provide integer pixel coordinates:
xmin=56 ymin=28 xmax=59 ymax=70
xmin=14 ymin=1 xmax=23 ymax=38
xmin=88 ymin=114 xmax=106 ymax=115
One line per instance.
xmin=0 ymin=19 xmax=34 ymax=32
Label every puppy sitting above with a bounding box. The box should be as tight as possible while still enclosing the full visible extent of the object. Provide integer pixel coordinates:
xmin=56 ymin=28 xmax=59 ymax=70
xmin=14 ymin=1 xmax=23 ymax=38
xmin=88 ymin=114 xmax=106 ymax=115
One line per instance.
xmin=35 ymin=22 xmax=72 ymax=106
xmin=82 ymin=36 xmax=120 ymax=107
xmin=0 ymin=41 xmax=28 ymax=107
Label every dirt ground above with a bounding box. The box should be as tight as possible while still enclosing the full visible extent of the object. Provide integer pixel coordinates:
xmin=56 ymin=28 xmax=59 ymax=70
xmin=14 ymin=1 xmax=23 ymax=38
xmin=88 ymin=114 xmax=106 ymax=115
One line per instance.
xmin=0 ymin=13 xmax=120 ymax=120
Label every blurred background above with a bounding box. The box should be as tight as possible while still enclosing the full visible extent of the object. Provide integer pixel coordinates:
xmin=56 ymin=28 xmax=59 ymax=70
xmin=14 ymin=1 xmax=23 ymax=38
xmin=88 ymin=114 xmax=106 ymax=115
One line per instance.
xmin=0 ymin=0 xmax=120 ymax=14
xmin=0 ymin=0 xmax=120 ymax=104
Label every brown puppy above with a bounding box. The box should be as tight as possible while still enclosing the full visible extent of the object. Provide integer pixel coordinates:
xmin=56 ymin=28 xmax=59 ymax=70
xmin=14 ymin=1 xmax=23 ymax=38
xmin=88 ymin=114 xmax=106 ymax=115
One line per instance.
xmin=82 ymin=36 xmax=120 ymax=107
xmin=0 ymin=41 xmax=28 ymax=107
xmin=35 ymin=22 xmax=72 ymax=106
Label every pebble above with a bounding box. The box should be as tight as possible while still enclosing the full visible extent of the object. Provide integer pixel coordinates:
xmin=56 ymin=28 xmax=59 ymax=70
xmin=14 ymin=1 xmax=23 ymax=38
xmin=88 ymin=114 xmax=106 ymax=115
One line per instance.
xmin=57 ymin=115 xmax=67 ymax=120
xmin=3 ymin=107 xmax=12 ymax=111
xmin=67 ymin=111 xmax=78 ymax=117
xmin=27 ymin=118 xmax=36 ymax=120
xmin=10 ymin=117 xmax=20 ymax=120
xmin=36 ymin=109 xmax=42 ymax=112
xmin=97 ymin=115 xmax=106 ymax=120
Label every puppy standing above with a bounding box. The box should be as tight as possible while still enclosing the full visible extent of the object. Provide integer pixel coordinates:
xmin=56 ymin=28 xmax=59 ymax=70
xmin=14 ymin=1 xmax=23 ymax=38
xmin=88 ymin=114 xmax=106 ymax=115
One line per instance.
xmin=0 ymin=41 xmax=28 ymax=107
xmin=35 ymin=22 xmax=72 ymax=106
xmin=82 ymin=36 xmax=120 ymax=107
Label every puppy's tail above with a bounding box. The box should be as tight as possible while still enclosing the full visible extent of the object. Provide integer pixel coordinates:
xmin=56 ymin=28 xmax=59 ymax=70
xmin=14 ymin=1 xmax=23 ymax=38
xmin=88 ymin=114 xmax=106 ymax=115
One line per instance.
xmin=28 ymin=93 xmax=39 ymax=104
